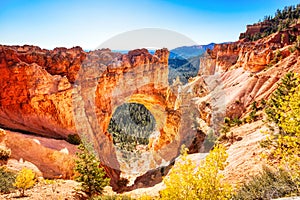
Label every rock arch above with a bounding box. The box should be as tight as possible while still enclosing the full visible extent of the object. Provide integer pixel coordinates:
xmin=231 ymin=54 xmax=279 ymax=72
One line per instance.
xmin=0 ymin=45 xmax=197 ymax=189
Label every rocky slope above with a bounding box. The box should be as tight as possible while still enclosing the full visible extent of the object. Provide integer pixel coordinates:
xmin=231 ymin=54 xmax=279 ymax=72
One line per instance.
xmin=0 ymin=128 xmax=77 ymax=179
xmin=198 ymin=23 xmax=300 ymax=119
xmin=187 ymin=22 xmax=300 ymax=186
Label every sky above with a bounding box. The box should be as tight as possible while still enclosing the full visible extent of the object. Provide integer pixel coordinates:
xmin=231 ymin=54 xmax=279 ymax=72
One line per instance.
xmin=0 ymin=0 xmax=299 ymax=50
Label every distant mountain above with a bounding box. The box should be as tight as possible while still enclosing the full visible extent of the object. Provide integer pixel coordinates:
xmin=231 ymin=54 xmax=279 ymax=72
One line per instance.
xmin=112 ymin=43 xmax=215 ymax=58
xmin=168 ymin=55 xmax=201 ymax=84
xmin=168 ymin=43 xmax=215 ymax=84
xmin=170 ymin=43 xmax=215 ymax=59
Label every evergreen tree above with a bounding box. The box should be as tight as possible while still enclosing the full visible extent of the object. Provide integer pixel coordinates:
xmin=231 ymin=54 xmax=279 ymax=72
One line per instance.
xmin=265 ymin=72 xmax=299 ymax=126
xmin=263 ymin=72 xmax=300 ymax=182
xmin=75 ymin=143 xmax=110 ymax=197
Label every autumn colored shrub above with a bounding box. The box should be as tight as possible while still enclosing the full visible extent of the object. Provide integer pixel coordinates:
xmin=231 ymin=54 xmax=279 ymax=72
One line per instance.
xmin=14 ymin=168 xmax=36 ymax=197
xmin=160 ymin=144 xmax=232 ymax=200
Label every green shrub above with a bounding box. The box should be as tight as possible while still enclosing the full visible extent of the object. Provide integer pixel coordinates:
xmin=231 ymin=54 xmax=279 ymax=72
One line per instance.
xmin=223 ymin=116 xmax=242 ymax=127
xmin=0 ymin=145 xmax=11 ymax=161
xmin=232 ymin=117 xmax=242 ymax=126
xmin=249 ymin=110 xmax=257 ymax=121
xmin=224 ymin=117 xmax=231 ymax=126
xmin=220 ymin=124 xmax=230 ymax=135
xmin=220 ymin=116 xmax=242 ymax=139
xmin=289 ymin=46 xmax=296 ymax=53
xmin=75 ymin=143 xmax=110 ymax=197
xmin=203 ymin=130 xmax=217 ymax=152
xmin=66 ymin=134 xmax=82 ymax=145
xmin=0 ymin=167 xmax=16 ymax=194
xmin=242 ymin=101 xmax=261 ymax=124
xmin=117 ymin=178 xmax=129 ymax=188
xmin=233 ymin=167 xmax=300 ymax=200
xmin=274 ymin=50 xmax=282 ymax=62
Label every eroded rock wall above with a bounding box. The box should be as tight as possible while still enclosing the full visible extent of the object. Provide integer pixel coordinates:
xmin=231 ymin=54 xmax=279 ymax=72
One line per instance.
xmin=197 ymin=26 xmax=300 ymax=122
xmin=0 ymin=45 xmax=185 ymax=189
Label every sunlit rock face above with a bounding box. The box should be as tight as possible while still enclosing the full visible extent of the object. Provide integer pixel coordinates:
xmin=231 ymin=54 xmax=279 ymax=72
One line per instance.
xmin=197 ymin=27 xmax=300 ymax=121
xmin=0 ymin=45 xmax=85 ymax=138
xmin=199 ymin=25 xmax=300 ymax=76
xmin=0 ymin=45 xmax=203 ymax=189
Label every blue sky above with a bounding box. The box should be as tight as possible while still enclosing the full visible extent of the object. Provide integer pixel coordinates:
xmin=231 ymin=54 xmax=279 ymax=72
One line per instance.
xmin=0 ymin=0 xmax=299 ymax=49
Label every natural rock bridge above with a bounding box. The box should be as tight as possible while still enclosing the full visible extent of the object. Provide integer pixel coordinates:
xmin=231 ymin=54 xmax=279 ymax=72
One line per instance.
xmin=72 ymin=48 xmax=184 ymax=180
xmin=0 ymin=45 xmax=202 ymax=189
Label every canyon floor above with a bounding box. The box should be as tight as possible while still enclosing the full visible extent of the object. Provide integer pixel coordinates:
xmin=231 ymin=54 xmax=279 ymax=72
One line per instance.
xmin=0 ymin=119 xmax=269 ymax=199
xmin=0 ymin=180 xmax=80 ymax=200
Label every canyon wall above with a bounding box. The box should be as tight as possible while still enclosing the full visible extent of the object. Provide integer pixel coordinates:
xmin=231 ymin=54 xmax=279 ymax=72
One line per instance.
xmin=0 ymin=45 xmax=84 ymax=138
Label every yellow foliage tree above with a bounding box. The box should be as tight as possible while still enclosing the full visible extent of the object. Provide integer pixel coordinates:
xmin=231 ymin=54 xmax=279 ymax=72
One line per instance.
xmin=14 ymin=168 xmax=36 ymax=197
xmin=160 ymin=144 xmax=232 ymax=200
xmin=264 ymin=72 xmax=300 ymax=182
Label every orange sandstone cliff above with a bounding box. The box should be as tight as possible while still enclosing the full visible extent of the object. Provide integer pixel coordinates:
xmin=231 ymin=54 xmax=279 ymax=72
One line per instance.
xmin=0 ymin=45 xmax=193 ymax=190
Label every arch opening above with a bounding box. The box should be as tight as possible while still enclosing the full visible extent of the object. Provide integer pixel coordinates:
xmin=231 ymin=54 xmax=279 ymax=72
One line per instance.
xmin=107 ymin=103 xmax=156 ymax=152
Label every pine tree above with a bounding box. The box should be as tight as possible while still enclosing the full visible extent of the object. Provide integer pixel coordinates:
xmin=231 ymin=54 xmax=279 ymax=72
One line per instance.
xmin=263 ymin=72 xmax=300 ymax=183
xmin=75 ymin=143 xmax=110 ymax=197
xmin=265 ymin=72 xmax=299 ymax=125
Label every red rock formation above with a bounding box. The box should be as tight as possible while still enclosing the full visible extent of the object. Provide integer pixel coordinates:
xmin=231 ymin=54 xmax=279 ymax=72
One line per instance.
xmin=0 ymin=45 xmax=85 ymax=138
xmin=200 ymin=24 xmax=300 ymax=75
xmin=239 ymin=21 xmax=272 ymax=40
xmin=197 ymin=23 xmax=300 ymax=122
xmin=0 ymin=45 xmax=186 ymax=189
xmin=73 ymin=47 xmax=182 ymax=180
xmin=198 ymin=33 xmax=300 ymax=124
xmin=1 ymin=21 xmax=299 ymax=193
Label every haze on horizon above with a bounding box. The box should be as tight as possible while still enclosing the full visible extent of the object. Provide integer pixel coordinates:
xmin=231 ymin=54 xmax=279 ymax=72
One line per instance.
xmin=0 ymin=0 xmax=299 ymax=50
